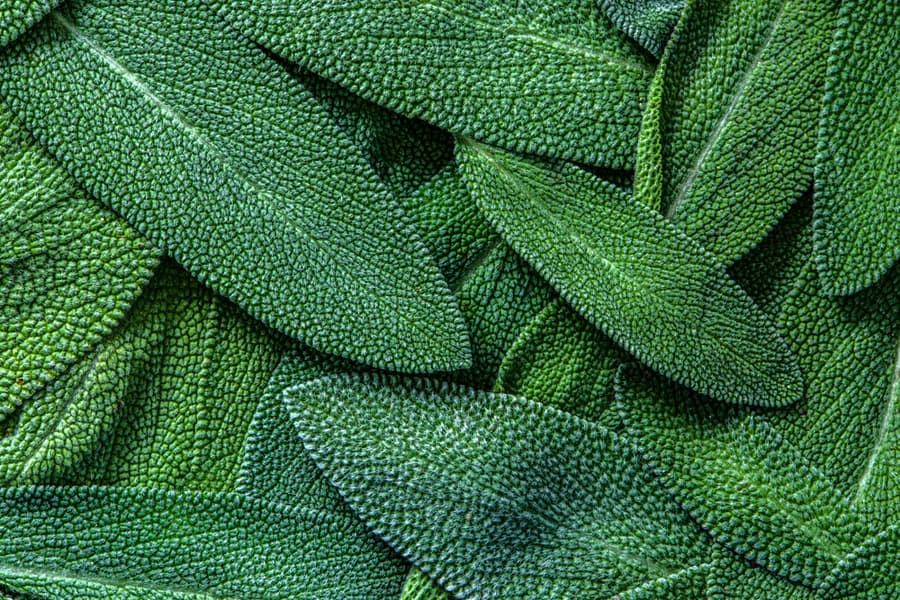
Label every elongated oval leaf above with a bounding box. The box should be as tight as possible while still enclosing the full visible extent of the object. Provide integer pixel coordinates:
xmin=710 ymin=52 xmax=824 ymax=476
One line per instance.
xmin=458 ymin=140 xmax=801 ymax=406
xmin=635 ymin=0 xmax=836 ymax=264
xmin=0 ymin=0 xmax=469 ymax=372
xmin=210 ymin=0 xmax=655 ymax=168
xmin=0 ymin=105 xmax=157 ymax=414
xmin=285 ymin=373 xmax=713 ymax=600
xmin=813 ymin=0 xmax=900 ymax=295
xmin=0 ymin=486 xmax=403 ymax=599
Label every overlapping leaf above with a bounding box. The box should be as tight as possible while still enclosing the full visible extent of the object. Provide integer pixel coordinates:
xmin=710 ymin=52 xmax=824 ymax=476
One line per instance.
xmin=813 ymin=0 xmax=900 ymax=294
xmin=210 ymin=0 xmax=655 ymax=168
xmin=0 ymin=0 xmax=469 ymax=372
xmin=458 ymin=139 xmax=801 ymax=406
xmin=0 ymin=0 xmax=60 ymax=47
xmin=635 ymin=0 xmax=836 ymax=264
xmin=597 ymin=0 xmax=684 ymax=57
xmin=0 ymin=105 xmax=157 ymax=414
xmin=285 ymin=373 xmax=713 ymax=600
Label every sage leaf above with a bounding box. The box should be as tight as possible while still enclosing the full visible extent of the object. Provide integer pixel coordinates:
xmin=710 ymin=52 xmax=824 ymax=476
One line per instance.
xmin=598 ymin=0 xmax=684 ymax=58
xmin=0 ymin=0 xmax=469 ymax=372
xmin=210 ymin=0 xmax=655 ymax=168
xmin=458 ymin=139 xmax=802 ymax=406
xmin=820 ymin=526 xmax=900 ymax=600
xmin=813 ymin=0 xmax=900 ymax=295
xmin=0 ymin=0 xmax=59 ymax=47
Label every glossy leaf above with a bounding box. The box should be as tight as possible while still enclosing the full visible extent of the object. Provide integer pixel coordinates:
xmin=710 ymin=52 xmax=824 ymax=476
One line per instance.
xmin=0 ymin=0 xmax=469 ymax=372
xmin=0 ymin=485 xmax=402 ymax=599
xmin=813 ymin=0 xmax=900 ymax=294
xmin=635 ymin=0 xmax=836 ymax=264
xmin=210 ymin=0 xmax=655 ymax=168
xmin=0 ymin=105 xmax=157 ymax=414
xmin=286 ymin=373 xmax=712 ymax=600
xmin=458 ymin=139 xmax=801 ymax=406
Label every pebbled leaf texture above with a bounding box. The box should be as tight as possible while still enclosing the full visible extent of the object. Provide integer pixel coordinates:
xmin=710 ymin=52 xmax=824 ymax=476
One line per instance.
xmin=634 ymin=0 xmax=836 ymax=264
xmin=813 ymin=0 xmax=900 ymax=295
xmin=210 ymin=0 xmax=655 ymax=168
xmin=0 ymin=0 xmax=469 ymax=372
xmin=0 ymin=485 xmax=402 ymax=599
xmin=616 ymin=364 xmax=867 ymax=587
xmin=458 ymin=139 xmax=802 ymax=406
xmin=0 ymin=105 xmax=157 ymax=415
xmin=286 ymin=373 xmax=713 ymax=600
xmin=598 ymin=0 xmax=684 ymax=57
xmin=0 ymin=0 xmax=59 ymax=47
xmin=820 ymin=525 xmax=900 ymax=600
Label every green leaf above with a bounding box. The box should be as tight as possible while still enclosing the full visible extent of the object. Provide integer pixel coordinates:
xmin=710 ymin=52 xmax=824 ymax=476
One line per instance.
xmin=285 ymin=373 xmax=713 ymax=600
xmin=61 ymin=260 xmax=283 ymax=490
xmin=0 ymin=485 xmax=403 ymax=599
xmin=634 ymin=0 xmax=836 ymax=264
xmin=597 ymin=0 xmax=684 ymax=57
xmin=458 ymin=139 xmax=801 ymax=406
xmin=0 ymin=105 xmax=157 ymax=414
xmin=616 ymin=364 xmax=866 ymax=587
xmin=820 ymin=526 xmax=900 ymax=600
xmin=209 ymin=0 xmax=655 ymax=168
xmin=0 ymin=0 xmax=469 ymax=372
xmin=813 ymin=1 xmax=900 ymax=295
xmin=0 ymin=0 xmax=59 ymax=47
xmin=399 ymin=569 xmax=450 ymax=600
xmin=704 ymin=552 xmax=817 ymax=600
xmin=234 ymin=350 xmax=407 ymax=599
xmin=496 ymin=297 xmax=628 ymax=422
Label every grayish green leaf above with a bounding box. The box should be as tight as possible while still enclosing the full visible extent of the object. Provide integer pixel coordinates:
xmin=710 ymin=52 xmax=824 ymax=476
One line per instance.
xmin=635 ymin=0 xmax=836 ymax=264
xmin=0 ymin=485 xmax=402 ymax=599
xmin=598 ymin=0 xmax=684 ymax=57
xmin=0 ymin=0 xmax=469 ymax=372
xmin=813 ymin=1 xmax=900 ymax=295
xmin=210 ymin=0 xmax=655 ymax=168
xmin=286 ymin=373 xmax=712 ymax=600
xmin=458 ymin=139 xmax=801 ymax=406
xmin=0 ymin=106 xmax=157 ymax=414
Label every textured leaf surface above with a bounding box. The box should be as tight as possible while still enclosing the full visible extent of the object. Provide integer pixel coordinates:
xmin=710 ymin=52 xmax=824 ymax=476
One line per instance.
xmin=0 ymin=0 xmax=58 ymax=47
xmin=0 ymin=0 xmax=469 ymax=372
xmin=704 ymin=552 xmax=817 ymax=600
xmin=0 ymin=106 xmax=157 ymax=414
xmin=399 ymin=569 xmax=449 ymax=600
xmin=211 ymin=0 xmax=654 ymax=168
xmin=820 ymin=526 xmax=900 ymax=600
xmin=813 ymin=0 xmax=900 ymax=294
xmin=496 ymin=298 xmax=627 ymax=422
xmin=286 ymin=374 xmax=712 ymax=600
xmin=0 ymin=485 xmax=402 ymax=599
xmin=616 ymin=365 xmax=865 ymax=586
xmin=635 ymin=0 xmax=836 ymax=264
xmin=598 ymin=0 xmax=684 ymax=57
xmin=459 ymin=140 xmax=801 ymax=406
xmin=61 ymin=261 xmax=283 ymax=490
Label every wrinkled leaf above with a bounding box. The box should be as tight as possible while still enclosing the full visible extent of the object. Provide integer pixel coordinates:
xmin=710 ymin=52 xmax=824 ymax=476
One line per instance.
xmin=0 ymin=0 xmax=59 ymax=47
xmin=820 ymin=526 xmax=900 ymax=600
xmin=597 ymin=0 xmax=684 ymax=57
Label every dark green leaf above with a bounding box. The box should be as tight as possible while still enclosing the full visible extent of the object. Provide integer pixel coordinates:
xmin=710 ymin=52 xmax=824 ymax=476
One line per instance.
xmin=597 ymin=0 xmax=684 ymax=57
xmin=0 ymin=0 xmax=59 ymax=47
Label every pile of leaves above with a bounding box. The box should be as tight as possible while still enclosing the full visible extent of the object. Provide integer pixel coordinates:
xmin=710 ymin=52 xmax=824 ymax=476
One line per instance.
xmin=1 ymin=0 xmax=898 ymax=597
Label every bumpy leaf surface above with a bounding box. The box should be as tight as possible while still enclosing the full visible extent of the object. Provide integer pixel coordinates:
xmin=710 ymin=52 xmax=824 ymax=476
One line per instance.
xmin=286 ymin=373 xmax=712 ymax=600
xmin=0 ymin=0 xmax=469 ymax=372
xmin=0 ymin=485 xmax=401 ymax=599
xmin=0 ymin=0 xmax=59 ymax=47
xmin=820 ymin=526 xmax=900 ymax=599
xmin=813 ymin=0 xmax=900 ymax=294
xmin=0 ymin=106 xmax=157 ymax=414
xmin=459 ymin=140 xmax=801 ymax=406
xmin=210 ymin=0 xmax=655 ymax=168
xmin=635 ymin=0 xmax=836 ymax=264
xmin=597 ymin=0 xmax=684 ymax=57
xmin=617 ymin=365 xmax=866 ymax=587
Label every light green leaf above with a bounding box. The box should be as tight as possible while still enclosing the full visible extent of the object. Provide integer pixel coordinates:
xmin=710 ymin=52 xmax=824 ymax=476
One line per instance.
xmin=813 ymin=1 xmax=900 ymax=295
xmin=634 ymin=0 xmax=836 ymax=264
xmin=0 ymin=485 xmax=403 ymax=599
xmin=0 ymin=0 xmax=59 ymax=47
xmin=820 ymin=526 xmax=900 ymax=600
xmin=399 ymin=569 xmax=450 ymax=600
xmin=285 ymin=373 xmax=712 ymax=600
xmin=210 ymin=0 xmax=655 ymax=168
xmin=0 ymin=0 xmax=469 ymax=372
xmin=0 ymin=105 xmax=157 ymax=414
xmin=616 ymin=364 xmax=866 ymax=587
xmin=598 ymin=0 xmax=684 ymax=57
xmin=61 ymin=260 xmax=283 ymax=490
xmin=496 ymin=297 xmax=627 ymax=422
xmin=458 ymin=139 xmax=801 ymax=406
